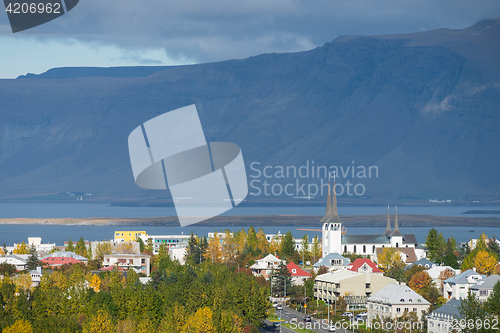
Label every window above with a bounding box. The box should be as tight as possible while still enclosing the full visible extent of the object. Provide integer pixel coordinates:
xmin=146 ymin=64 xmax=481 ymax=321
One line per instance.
xmin=396 ymin=308 xmax=401 ymax=313
xmin=141 ymin=258 xmax=146 ymax=264
xmin=363 ymin=245 xmax=366 ymax=253
xmin=480 ymin=290 xmax=488 ymax=296
xmin=344 ymin=245 xmax=347 ymax=253
xmin=413 ymin=308 xmax=417 ymax=312
xmin=372 ymin=245 xmax=375 ymax=253
xmin=354 ymin=245 xmax=357 ymax=253
xmin=405 ymin=308 xmax=409 ymax=312
xmin=292 ymin=269 xmax=297 ymax=273
xmin=396 ymin=243 xmax=399 ymax=247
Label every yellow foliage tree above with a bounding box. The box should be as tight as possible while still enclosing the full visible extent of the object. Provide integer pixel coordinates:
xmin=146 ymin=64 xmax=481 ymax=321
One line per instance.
xmin=204 ymin=232 xmax=222 ymax=263
xmin=377 ymin=247 xmax=403 ymax=272
xmin=52 ymin=270 xmax=68 ymax=290
xmin=13 ymin=273 xmax=33 ymax=293
xmin=268 ymin=235 xmax=281 ymax=255
xmin=13 ymin=241 xmax=30 ymax=254
xmin=437 ymin=269 xmax=455 ymax=289
xmin=83 ymin=310 xmax=115 ymax=333
xmin=0 ymin=247 xmax=5 ymax=255
xmin=3 ymin=319 xmax=33 ymax=333
xmin=95 ymin=242 xmax=114 ymax=261
xmin=114 ymin=242 xmax=138 ymax=254
xmin=86 ymin=272 xmax=101 ymax=292
xmin=256 ymin=228 xmax=269 ymax=254
xmin=221 ymin=230 xmax=238 ymax=262
xmin=182 ymin=307 xmax=215 ymax=333
xmin=115 ymin=318 xmax=135 ymax=333
xmin=474 ymin=250 xmax=497 ymax=275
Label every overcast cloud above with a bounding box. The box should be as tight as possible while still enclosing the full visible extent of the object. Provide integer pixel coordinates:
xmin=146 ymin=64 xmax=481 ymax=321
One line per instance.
xmin=0 ymin=0 xmax=499 ymax=78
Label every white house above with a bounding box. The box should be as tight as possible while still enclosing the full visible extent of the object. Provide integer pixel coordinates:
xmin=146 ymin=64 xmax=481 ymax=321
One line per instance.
xmin=367 ymin=284 xmax=430 ymax=322
xmin=443 ymin=269 xmax=486 ymax=300
xmin=426 ymin=266 xmax=460 ymax=292
xmin=0 ymin=255 xmax=28 ymax=270
xmin=469 ymin=274 xmax=500 ymax=303
xmin=249 ymin=254 xmax=284 ymax=279
xmin=427 ymin=299 xmax=462 ymax=333
xmin=102 ymin=254 xmax=151 ymax=276
xmin=313 ymin=252 xmax=350 ymax=272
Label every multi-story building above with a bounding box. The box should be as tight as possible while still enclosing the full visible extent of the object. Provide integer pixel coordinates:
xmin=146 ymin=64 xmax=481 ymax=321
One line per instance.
xmin=314 ymin=270 xmax=396 ymax=310
xmin=0 ymin=255 xmax=28 ymax=270
xmin=313 ymin=252 xmax=350 ymax=272
xmin=427 ymin=299 xmax=462 ymax=333
xmin=367 ymin=284 xmax=430 ymax=322
xmin=40 ymin=251 xmax=88 ymax=267
xmin=347 ymin=258 xmax=383 ymax=275
xmin=249 ymin=254 xmax=284 ymax=279
xmin=114 ymin=231 xmax=147 ymax=243
xmin=287 ymin=262 xmax=311 ymax=285
xmin=138 ymin=234 xmax=189 ymax=253
xmin=443 ymin=269 xmax=485 ymax=300
xmin=103 ymin=254 xmax=151 ymax=276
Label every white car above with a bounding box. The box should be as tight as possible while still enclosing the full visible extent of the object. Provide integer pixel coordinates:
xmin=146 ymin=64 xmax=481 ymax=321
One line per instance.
xmin=276 ymin=305 xmax=283 ymax=310
xmin=328 ymin=325 xmax=336 ymax=332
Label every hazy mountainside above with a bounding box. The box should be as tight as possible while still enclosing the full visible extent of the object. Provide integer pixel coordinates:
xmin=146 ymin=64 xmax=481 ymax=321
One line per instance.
xmin=1 ymin=18 xmax=500 ymax=203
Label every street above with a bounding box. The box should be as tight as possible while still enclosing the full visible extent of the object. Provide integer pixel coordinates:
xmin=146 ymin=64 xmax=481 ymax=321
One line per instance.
xmin=261 ymin=306 xmax=353 ymax=333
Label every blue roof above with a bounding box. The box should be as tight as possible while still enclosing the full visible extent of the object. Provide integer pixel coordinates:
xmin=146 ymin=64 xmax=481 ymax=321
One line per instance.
xmin=314 ymin=253 xmax=350 ymax=267
xmin=470 ymin=274 xmax=500 ymax=290
xmin=404 ymin=258 xmax=435 ymax=271
xmin=430 ymin=299 xmax=462 ymax=318
xmin=444 ymin=269 xmax=486 ymax=285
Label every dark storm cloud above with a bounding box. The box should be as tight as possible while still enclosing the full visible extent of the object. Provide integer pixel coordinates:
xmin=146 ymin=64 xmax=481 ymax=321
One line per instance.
xmin=2 ymin=0 xmax=500 ymax=63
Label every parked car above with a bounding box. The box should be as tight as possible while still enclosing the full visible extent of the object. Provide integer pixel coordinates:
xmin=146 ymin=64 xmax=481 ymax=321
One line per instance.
xmin=273 ymin=322 xmax=280 ymax=327
xmin=354 ymin=312 xmax=367 ymax=321
xmin=328 ymin=325 xmax=336 ymax=332
xmin=290 ymin=316 xmax=297 ymax=323
xmin=304 ymin=315 xmax=312 ymax=322
xmin=341 ymin=312 xmax=353 ymax=318
xmin=276 ymin=305 xmax=283 ymax=310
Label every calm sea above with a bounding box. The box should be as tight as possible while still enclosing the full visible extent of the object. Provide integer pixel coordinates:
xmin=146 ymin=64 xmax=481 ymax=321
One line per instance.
xmin=0 ymin=202 xmax=499 ymax=246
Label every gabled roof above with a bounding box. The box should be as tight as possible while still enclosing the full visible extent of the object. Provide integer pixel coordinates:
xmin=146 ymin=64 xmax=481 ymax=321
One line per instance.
xmin=342 ymin=234 xmax=390 ymax=244
xmin=258 ymin=254 xmax=281 ymax=263
xmin=348 ymin=258 xmax=382 ymax=273
xmin=404 ymin=258 xmax=434 ymax=271
xmin=470 ymin=274 xmax=500 ymax=290
xmin=429 ymin=299 xmax=461 ymax=318
xmin=287 ymin=262 xmax=311 ymax=277
xmin=444 ymin=269 xmax=486 ymax=285
xmin=368 ymin=284 xmax=430 ymax=305
xmin=426 ymin=266 xmax=457 ymax=279
xmin=314 ymin=253 xmax=350 ymax=268
xmin=375 ymin=247 xmax=417 ymax=263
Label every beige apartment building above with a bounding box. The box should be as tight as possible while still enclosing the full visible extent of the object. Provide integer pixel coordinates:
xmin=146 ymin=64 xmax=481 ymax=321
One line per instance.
xmin=314 ymin=270 xmax=397 ymax=310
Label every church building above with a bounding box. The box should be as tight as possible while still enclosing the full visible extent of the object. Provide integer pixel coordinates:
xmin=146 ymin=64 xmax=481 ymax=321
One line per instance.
xmin=321 ymin=181 xmax=424 ymax=262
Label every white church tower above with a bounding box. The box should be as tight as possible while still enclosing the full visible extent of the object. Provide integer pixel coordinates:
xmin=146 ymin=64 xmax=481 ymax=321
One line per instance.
xmin=322 ymin=180 xmax=343 ymax=256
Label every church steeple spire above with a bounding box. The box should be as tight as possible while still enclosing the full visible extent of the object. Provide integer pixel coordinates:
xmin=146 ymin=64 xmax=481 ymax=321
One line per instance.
xmin=327 ymin=178 xmax=343 ymax=223
xmin=320 ymin=179 xmax=332 ymax=223
xmin=383 ymin=205 xmax=392 ymax=236
xmin=390 ymin=205 xmax=402 ymax=237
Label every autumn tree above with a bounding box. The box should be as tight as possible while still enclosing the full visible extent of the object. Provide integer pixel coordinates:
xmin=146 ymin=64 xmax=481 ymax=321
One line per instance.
xmin=247 ymin=226 xmax=258 ymax=251
xmin=408 ymin=271 xmax=432 ymax=294
xmin=83 ymin=310 xmax=115 ymax=333
xmin=221 ymin=230 xmax=238 ymax=262
xmin=299 ymin=234 xmax=310 ymax=263
xmin=268 ymin=235 xmax=281 ymax=255
xmin=205 ymin=232 xmax=222 ymax=263
xmin=94 ymin=242 xmax=113 ymax=261
xmin=86 ymin=272 xmax=101 ymax=292
xmin=13 ymin=241 xmax=30 ymax=254
xmin=256 ymin=228 xmax=268 ymax=254
xmin=473 ymin=250 xmax=497 ymax=275
xmin=114 ymin=242 xmax=138 ymax=254
xmin=311 ymin=235 xmax=321 ymax=264
xmin=377 ymin=247 xmax=404 ymax=271
xmin=182 ymin=307 xmax=216 ymax=333
xmin=437 ymin=269 xmax=455 ymax=290
xmin=3 ymin=319 xmax=33 ymax=333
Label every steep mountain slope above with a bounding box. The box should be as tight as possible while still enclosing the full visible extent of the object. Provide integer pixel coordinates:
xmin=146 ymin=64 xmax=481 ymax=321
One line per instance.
xmin=1 ymin=18 xmax=499 ymax=202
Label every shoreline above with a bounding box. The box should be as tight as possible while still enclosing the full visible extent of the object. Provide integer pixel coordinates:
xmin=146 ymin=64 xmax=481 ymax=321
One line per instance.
xmin=0 ymin=214 xmax=499 ymax=227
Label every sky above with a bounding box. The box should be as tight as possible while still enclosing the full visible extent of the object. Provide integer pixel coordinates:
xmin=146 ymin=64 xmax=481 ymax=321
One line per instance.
xmin=0 ymin=0 xmax=499 ymax=78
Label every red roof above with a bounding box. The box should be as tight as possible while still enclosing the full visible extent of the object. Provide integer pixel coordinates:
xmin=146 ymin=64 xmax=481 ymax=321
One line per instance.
xmin=40 ymin=257 xmax=82 ymax=266
xmin=287 ymin=262 xmax=311 ymax=277
xmin=347 ymin=258 xmax=382 ymax=273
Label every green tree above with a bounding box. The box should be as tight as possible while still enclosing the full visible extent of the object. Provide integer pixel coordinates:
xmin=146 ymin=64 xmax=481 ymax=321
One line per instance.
xmin=271 ymin=261 xmax=292 ymax=298
xmin=65 ymin=238 xmax=75 ymax=252
xmin=280 ymin=231 xmax=295 ymax=257
xmin=299 ymin=234 xmax=310 ymax=264
xmin=26 ymin=246 xmax=39 ymax=271
xmin=425 ymin=228 xmax=446 ymax=264
xmin=487 ymin=236 xmax=500 ymax=257
xmin=485 ymin=280 xmax=500 ymax=316
xmin=136 ymin=235 xmax=146 ymax=253
xmin=443 ymin=237 xmax=459 ymax=269
xmin=75 ymin=237 xmax=88 ymax=258
xmin=247 ymin=226 xmax=258 ymax=251
xmin=458 ymin=291 xmax=490 ymax=333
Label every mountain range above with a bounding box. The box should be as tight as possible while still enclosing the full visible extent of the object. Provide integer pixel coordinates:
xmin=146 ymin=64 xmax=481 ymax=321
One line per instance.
xmin=1 ymin=18 xmax=499 ymax=204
